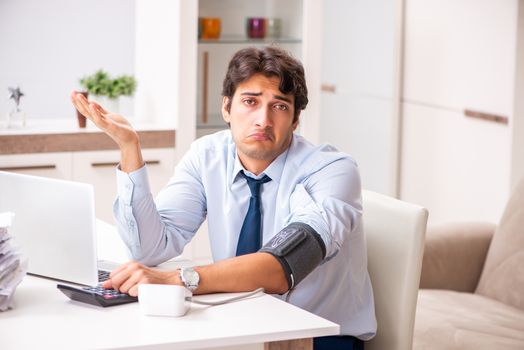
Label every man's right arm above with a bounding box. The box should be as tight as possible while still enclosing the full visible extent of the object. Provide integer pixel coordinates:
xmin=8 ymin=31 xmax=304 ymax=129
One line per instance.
xmin=113 ymin=144 xmax=207 ymax=266
xmin=71 ymin=90 xmax=206 ymax=265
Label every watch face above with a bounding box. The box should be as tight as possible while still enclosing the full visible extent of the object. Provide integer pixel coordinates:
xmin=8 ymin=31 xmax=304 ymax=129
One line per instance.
xmin=182 ymin=268 xmax=199 ymax=290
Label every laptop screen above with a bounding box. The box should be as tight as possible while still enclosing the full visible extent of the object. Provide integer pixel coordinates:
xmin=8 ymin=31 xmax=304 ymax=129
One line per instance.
xmin=0 ymin=171 xmax=99 ymax=286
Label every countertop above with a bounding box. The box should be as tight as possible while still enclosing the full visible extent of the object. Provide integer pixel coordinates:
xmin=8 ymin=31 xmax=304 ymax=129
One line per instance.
xmin=0 ymin=119 xmax=175 ymax=154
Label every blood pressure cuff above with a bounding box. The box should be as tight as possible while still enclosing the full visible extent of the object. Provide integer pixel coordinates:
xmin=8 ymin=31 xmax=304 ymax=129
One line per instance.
xmin=259 ymin=222 xmax=326 ymax=290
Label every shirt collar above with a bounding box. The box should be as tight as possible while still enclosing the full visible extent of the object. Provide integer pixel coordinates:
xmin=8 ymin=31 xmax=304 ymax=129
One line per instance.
xmin=230 ymin=136 xmax=293 ymax=186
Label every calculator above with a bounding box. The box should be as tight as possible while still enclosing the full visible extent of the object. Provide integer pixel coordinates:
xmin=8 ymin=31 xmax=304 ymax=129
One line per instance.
xmin=57 ymin=283 xmax=138 ymax=307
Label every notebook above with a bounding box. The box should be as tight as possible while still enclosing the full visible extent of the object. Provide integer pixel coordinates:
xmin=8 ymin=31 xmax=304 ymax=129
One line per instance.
xmin=0 ymin=171 xmax=118 ymax=286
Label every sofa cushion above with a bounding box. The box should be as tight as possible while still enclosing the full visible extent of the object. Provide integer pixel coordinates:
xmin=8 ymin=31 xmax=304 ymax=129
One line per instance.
xmin=420 ymin=222 xmax=495 ymax=292
xmin=475 ymin=176 xmax=524 ymax=310
xmin=414 ymin=290 xmax=524 ymax=350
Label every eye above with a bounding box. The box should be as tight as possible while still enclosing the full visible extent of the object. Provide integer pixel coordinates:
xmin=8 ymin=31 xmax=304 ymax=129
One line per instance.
xmin=274 ymin=103 xmax=289 ymax=111
xmin=242 ymin=98 xmax=256 ymax=106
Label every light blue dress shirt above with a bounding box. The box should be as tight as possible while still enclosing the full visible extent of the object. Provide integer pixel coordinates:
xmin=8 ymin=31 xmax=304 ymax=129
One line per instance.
xmin=114 ymin=130 xmax=376 ymax=339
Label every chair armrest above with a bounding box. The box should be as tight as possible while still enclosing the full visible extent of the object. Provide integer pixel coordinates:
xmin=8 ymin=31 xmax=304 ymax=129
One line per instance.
xmin=419 ymin=222 xmax=495 ymax=292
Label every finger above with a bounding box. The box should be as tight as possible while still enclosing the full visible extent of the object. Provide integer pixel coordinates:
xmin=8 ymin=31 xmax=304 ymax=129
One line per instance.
xmin=109 ymin=262 xmax=131 ymax=279
xmin=119 ymin=271 xmax=143 ymax=294
xmin=92 ymin=102 xmax=110 ymax=115
xmin=88 ymin=102 xmax=110 ymax=128
xmin=76 ymin=93 xmax=95 ymax=117
xmin=70 ymin=90 xmax=81 ymax=101
xmin=74 ymin=95 xmax=95 ymax=120
xmin=102 ymin=278 xmax=114 ymax=289
xmin=105 ymin=269 xmax=129 ymax=292
xmin=128 ymin=284 xmax=139 ymax=297
xmin=110 ymin=261 xmax=148 ymax=292
xmin=76 ymin=93 xmax=110 ymax=116
xmin=117 ymin=263 xmax=150 ymax=293
xmin=70 ymin=91 xmax=78 ymax=103
xmin=103 ymin=261 xmax=134 ymax=290
xmin=70 ymin=92 xmax=91 ymax=118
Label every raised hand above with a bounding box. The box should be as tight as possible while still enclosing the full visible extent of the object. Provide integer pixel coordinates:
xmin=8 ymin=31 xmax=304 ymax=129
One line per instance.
xmin=70 ymin=90 xmax=144 ymax=172
xmin=70 ymin=91 xmax=139 ymax=147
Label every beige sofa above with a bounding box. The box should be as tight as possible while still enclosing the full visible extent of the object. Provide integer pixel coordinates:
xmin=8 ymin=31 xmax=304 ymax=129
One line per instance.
xmin=413 ymin=176 xmax=524 ymax=350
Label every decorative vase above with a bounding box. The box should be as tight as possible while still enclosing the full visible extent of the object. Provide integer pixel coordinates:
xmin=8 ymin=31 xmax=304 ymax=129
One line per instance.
xmin=266 ymin=18 xmax=282 ymax=39
xmin=201 ymin=18 xmax=221 ymax=39
xmin=246 ymin=17 xmax=266 ymax=39
xmin=7 ymin=109 xmax=26 ymax=129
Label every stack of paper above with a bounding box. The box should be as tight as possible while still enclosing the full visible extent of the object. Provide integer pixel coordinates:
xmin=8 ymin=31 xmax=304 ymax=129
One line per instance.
xmin=0 ymin=212 xmax=27 ymax=311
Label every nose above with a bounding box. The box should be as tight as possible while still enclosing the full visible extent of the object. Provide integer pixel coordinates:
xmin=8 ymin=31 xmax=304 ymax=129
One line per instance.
xmin=254 ymin=105 xmax=272 ymax=128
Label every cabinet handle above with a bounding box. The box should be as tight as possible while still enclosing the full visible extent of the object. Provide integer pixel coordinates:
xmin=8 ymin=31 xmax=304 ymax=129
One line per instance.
xmin=201 ymin=51 xmax=209 ymax=124
xmin=91 ymin=160 xmax=161 ymax=168
xmin=464 ymin=109 xmax=508 ymax=125
xmin=321 ymin=84 xmax=337 ymax=93
xmin=0 ymin=164 xmax=56 ymax=171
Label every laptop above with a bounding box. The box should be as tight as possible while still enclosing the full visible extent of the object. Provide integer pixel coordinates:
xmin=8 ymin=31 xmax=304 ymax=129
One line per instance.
xmin=0 ymin=171 xmax=118 ymax=286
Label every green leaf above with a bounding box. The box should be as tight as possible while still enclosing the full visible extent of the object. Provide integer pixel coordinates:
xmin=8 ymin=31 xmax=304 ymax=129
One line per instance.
xmin=79 ymin=70 xmax=136 ymax=98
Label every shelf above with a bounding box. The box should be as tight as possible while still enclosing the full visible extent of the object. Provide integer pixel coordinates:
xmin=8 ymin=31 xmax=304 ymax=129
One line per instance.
xmin=0 ymin=129 xmax=175 ymax=154
xmin=197 ymin=124 xmax=228 ymax=130
xmin=199 ymin=37 xmax=302 ymax=45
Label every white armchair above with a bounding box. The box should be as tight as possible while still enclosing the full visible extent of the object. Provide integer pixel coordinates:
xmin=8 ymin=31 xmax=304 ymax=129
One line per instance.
xmin=363 ymin=190 xmax=428 ymax=350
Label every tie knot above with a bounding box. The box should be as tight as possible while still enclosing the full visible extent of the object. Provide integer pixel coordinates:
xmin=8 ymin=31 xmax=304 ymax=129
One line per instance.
xmin=242 ymin=173 xmax=271 ymax=197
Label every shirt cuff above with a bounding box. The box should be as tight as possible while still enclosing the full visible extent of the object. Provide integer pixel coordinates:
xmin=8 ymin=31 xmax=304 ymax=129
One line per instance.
xmin=116 ymin=164 xmax=151 ymax=205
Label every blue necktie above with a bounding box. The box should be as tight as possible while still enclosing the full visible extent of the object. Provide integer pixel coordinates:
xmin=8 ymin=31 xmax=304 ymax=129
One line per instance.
xmin=236 ymin=173 xmax=272 ymax=256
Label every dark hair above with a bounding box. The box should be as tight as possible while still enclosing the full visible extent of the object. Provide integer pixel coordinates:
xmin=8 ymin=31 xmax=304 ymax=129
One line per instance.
xmin=222 ymin=46 xmax=308 ymax=122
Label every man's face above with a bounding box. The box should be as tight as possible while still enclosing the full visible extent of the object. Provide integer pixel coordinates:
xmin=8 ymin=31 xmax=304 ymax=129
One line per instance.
xmin=222 ymin=74 xmax=299 ymax=173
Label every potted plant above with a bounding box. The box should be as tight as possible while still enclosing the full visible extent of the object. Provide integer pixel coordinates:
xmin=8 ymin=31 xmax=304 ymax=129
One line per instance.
xmin=79 ymin=70 xmax=136 ymax=113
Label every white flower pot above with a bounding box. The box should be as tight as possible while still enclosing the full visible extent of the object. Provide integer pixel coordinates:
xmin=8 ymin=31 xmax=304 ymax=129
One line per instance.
xmin=90 ymin=95 xmax=120 ymax=114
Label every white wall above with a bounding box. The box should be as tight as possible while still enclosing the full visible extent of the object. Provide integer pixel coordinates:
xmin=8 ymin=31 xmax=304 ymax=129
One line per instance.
xmin=134 ymin=0 xmax=197 ymax=161
xmin=401 ymin=0 xmax=517 ymax=224
xmin=0 ymin=0 xmax=135 ymax=122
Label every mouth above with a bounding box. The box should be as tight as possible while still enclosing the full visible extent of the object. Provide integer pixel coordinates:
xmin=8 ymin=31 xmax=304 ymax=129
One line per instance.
xmin=248 ymin=131 xmax=272 ymax=141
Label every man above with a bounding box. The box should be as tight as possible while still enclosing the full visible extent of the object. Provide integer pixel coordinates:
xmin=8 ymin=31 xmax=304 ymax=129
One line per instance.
xmin=71 ymin=46 xmax=376 ymax=349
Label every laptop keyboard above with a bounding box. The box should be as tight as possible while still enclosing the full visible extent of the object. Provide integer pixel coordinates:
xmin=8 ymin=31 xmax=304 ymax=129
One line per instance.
xmin=98 ymin=270 xmax=110 ymax=282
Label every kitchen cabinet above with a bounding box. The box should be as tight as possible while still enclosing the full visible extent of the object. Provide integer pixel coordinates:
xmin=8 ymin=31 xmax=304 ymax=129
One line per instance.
xmin=400 ymin=0 xmax=520 ymax=224
xmin=0 ymin=152 xmax=73 ymax=180
xmin=403 ymin=0 xmax=516 ymax=116
xmin=318 ymin=0 xmax=402 ymax=196
xmin=400 ymin=103 xmax=510 ymax=224
xmin=0 ymin=148 xmax=175 ymax=223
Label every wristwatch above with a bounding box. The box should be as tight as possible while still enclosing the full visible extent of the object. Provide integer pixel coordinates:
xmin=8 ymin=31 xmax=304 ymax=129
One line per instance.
xmin=179 ymin=267 xmax=200 ymax=292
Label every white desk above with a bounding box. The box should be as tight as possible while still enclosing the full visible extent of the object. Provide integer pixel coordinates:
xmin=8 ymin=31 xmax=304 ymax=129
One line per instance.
xmin=1 ymin=221 xmax=339 ymax=349
xmin=1 ymin=276 xmax=338 ymax=349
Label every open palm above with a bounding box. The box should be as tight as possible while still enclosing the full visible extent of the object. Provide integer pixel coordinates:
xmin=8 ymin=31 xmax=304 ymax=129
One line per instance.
xmin=70 ymin=91 xmax=138 ymax=147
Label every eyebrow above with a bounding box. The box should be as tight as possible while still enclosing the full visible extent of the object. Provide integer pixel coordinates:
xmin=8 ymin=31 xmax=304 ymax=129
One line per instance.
xmin=240 ymin=92 xmax=292 ymax=104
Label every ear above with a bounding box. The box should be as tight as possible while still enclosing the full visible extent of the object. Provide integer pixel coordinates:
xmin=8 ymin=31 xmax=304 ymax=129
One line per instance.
xmin=292 ymin=112 xmax=300 ymax=131
xmin=222 ymin=96 xmax=231 ymax=123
